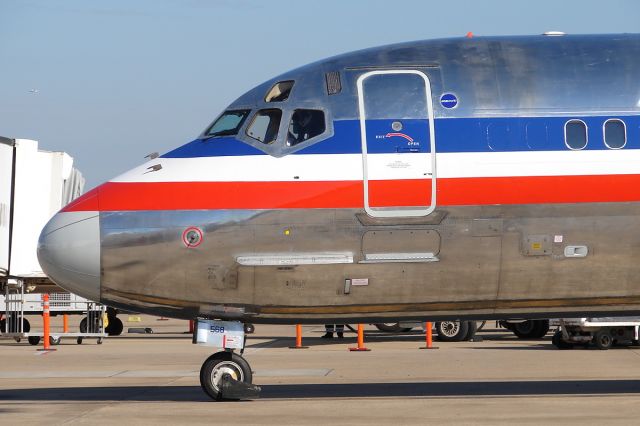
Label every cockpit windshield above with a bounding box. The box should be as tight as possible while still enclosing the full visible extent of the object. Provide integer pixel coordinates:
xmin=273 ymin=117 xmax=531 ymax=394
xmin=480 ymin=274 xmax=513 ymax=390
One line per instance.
xmin=204 ymin=109 xmax=250 ymax=138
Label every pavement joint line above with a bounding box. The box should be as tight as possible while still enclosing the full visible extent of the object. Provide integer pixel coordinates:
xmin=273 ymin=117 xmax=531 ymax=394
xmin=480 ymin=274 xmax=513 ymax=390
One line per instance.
xmin=0 ymin=369 xmax=340 ymax=379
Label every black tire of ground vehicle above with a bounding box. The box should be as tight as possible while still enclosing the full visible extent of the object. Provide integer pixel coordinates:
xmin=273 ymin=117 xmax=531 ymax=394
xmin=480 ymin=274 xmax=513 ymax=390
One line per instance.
xmin=436 ymin=321 xmax=469 ymax=342
xmin=50 ymin=336 xmax=61 ymax=345
xmin=28 ymin=336 xmax=41 ymax=345
xmin=552 ymin=330 xmax=573 ymax=349
xmin=463 ymin=321 xmax=478 ymax=341
xmin=200 ymin=352 xmax=253 ymax=401
xmin=374 ymin=323 xmax=413 ymax=333
xmin=105 ymin=316 xmax=124 ymax=336
xmin=593 ymin=330 xmax=613 ymax=350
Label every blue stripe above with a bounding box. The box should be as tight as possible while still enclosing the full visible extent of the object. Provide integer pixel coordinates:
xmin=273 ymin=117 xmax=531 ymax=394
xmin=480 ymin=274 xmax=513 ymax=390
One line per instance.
xmin=162 ymin=136 xmax=266 ymax=158
xmin=161 ymin=115 xmax=640 ymax=158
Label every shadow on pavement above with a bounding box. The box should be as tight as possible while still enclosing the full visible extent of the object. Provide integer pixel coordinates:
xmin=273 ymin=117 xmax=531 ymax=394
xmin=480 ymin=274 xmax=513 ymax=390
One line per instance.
xmin=2 ymin=380 xmax=640 ymax=402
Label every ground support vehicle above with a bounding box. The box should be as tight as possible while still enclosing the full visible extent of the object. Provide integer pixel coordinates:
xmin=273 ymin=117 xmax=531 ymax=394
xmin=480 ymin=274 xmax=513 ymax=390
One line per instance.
xmin=552 ymin=317 xmax=640 ymax=350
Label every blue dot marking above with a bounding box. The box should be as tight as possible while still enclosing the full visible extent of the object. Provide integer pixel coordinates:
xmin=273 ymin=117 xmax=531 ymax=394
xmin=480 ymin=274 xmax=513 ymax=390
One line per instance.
xmin=440 ymin=93 xmax=458 ymax=109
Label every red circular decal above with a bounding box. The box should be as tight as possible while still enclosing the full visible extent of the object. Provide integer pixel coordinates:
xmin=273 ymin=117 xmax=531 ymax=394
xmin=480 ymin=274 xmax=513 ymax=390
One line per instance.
xmin=182 ymin=227 xmax=203 ymax=248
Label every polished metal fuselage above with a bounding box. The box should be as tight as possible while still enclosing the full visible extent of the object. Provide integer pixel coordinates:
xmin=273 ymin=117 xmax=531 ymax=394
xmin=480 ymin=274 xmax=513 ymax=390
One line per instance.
xmin=100 ymin=202 xmax=640 ymax=322
xmin=96 ymin=35 xmax=640 ymax=322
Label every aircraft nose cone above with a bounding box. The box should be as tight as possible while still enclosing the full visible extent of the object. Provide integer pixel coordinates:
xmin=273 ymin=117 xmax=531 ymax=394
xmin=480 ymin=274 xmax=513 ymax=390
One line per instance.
xmin=37 ymin=211 xmax=101 ymax=302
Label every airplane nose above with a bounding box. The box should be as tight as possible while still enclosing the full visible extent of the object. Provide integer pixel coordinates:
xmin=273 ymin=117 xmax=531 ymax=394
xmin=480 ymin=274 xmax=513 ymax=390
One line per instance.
xmin=37 ymin=211 xmax=101 ymax=302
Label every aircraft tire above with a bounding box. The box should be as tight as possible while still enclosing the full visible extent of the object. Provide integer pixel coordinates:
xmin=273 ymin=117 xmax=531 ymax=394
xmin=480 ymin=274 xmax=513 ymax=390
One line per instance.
xmin=200 ymin=352 xmax=253 ymax=401
xmin=593 ymin=330 xmax=613 ymax=350
xmin=499 ymin=320 xmax=514 ymax=331
xmin=512 ymin=321 xmax=537 ymax=338
xmin=436 ymin=321 xmax=469 ymax=342
xmin=533 ymin=320 xmax=550 ymax=338
xmin=105 ymin=317 xmax=124 ymax=336
xmin=374 ymin=323 xmax=413 ymax=333
xmin=80 ymin=316 xmax=102 ymax=333
xmin=512 ymin=320 xmax=549 ymax=339
xmin=462 ymin=321 xmax=478 ymax=341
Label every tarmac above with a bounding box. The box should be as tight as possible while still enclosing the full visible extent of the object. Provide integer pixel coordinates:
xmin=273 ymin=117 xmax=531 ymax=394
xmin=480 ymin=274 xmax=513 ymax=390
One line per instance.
xmin=2 ymin=316 xmax=640 ymax=425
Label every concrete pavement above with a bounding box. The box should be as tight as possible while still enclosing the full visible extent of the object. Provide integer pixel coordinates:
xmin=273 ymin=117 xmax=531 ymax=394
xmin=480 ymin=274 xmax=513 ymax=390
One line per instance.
xmin=2 ymin=317 xmax=640 ymax=425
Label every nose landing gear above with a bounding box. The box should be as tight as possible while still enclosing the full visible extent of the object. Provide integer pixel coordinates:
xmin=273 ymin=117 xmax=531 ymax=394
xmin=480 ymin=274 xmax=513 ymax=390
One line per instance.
xmin=200 ymin=351 xmax=260 ymax=400
xmin=193 ymin=319 xmax=261 ymax=401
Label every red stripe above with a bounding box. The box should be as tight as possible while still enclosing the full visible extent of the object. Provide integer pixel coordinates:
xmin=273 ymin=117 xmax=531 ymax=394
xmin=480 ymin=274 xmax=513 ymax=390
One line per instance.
xmin=62 ymin=175 xmax=640 ymax=212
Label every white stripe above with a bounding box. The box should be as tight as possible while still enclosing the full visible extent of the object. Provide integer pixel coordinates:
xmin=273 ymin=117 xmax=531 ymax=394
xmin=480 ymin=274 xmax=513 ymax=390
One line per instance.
xmin=111 ymin=150 xmax=640 ymax=183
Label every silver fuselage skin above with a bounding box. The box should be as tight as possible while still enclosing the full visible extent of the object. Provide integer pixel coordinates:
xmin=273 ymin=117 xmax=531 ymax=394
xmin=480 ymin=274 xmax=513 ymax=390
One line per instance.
xmin=38 ymin=34 xmax=640 ymax=323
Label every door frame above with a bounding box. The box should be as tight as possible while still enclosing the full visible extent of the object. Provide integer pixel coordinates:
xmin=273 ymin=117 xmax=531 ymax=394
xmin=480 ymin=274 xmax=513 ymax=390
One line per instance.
xmin=356 ymin=69 xmax=437 ymax=218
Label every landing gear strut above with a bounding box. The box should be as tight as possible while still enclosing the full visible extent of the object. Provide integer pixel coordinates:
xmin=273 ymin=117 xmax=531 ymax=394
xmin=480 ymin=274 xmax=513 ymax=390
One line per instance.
xmin=193 ymin=319 xmax=261 ymax=401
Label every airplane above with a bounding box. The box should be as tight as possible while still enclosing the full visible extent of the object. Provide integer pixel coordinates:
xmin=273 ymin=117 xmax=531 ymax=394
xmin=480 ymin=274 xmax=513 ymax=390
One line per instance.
xmin=37 ymin=33 xmax=640 ymax=400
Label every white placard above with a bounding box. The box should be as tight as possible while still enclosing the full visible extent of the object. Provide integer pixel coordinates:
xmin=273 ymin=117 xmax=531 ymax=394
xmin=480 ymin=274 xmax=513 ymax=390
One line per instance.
xmin=195 ymin=320 xmax=245 ymax=349
xmin=351 ymin=278 xmax=369 ymax=286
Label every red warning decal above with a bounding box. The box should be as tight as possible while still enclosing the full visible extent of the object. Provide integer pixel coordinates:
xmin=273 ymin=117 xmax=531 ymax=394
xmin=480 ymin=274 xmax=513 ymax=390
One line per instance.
xmin=182 ymin=226 xmax=203 ymax=248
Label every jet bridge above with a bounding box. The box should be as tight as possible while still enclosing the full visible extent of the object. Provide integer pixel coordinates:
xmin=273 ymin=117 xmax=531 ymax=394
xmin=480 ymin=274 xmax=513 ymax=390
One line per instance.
xmin=0 ymin=136 xmax=84 ymax=292
xmin=0 ymin=137 xmax=112 ymax=343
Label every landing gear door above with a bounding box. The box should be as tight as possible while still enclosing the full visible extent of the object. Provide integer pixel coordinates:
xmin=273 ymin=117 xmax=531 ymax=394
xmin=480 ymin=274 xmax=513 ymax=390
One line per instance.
xmin=357 ymin=70 xmax=436 ymax=217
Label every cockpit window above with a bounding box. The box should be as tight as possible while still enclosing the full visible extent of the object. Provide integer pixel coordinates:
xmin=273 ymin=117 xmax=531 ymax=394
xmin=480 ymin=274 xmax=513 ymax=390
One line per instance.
xmin=265 ymin=81 xmax=294 ymax=102
xmin=246 ymin=109 xmax=282 ymax=144
xmin=287 ymin=109 xmax=326 ymax=146
xmin=204 ymin=110 xmax=250 ymax=138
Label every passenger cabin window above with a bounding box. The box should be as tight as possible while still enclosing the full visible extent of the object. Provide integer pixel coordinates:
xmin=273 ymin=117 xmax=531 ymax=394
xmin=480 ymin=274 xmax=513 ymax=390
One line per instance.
xmin=287 ymin=109 xmax=326 ymax=146
xmin=204 ymin=110 xmax=250 ymax=138
xmin=246 ymin=109 xmax=282 ymax=144
xmin=604 ymin=119 xmax=626 ymax=149
xmin=265 ymin=81 xmax=294 ymax=102
xmin=564 ymin=120 xmax=588 ymax=150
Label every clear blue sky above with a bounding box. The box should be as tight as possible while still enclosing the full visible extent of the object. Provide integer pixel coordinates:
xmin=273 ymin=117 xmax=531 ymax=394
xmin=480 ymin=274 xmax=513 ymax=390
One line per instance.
xmin=1 ymin=0 xmax=639 ymax=188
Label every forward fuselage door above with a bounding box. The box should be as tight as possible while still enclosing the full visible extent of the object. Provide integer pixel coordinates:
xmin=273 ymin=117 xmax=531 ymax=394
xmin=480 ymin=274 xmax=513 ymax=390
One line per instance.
xmin=357 ymin=70 xmax=436 ymax=217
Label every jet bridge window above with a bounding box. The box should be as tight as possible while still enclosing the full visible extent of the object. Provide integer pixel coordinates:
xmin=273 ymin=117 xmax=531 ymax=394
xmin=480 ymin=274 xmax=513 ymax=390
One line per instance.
xmin=246 ymin=109 xmax=282 ymax=144
xmin=604 ymin=119 xmax=626 ymax=149
xmin=564 ymin=120 xmax=588 ymax=150
xmin=287 ymin=109 xmax=326 ymax=146
xmin=265 ymin=81 xmax=294 ymax=102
